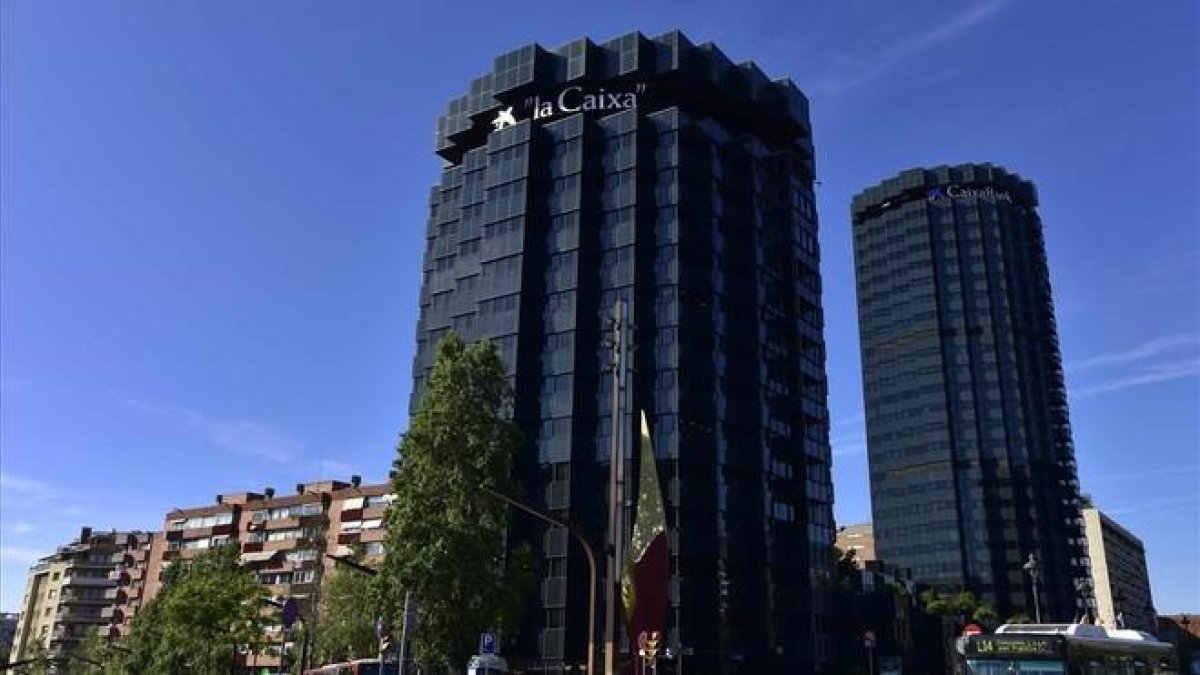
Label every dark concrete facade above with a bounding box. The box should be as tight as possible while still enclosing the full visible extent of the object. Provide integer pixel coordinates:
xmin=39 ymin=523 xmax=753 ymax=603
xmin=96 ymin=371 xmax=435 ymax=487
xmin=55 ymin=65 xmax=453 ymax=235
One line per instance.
xmin=410 ymin=31 xmax=835 ymax=673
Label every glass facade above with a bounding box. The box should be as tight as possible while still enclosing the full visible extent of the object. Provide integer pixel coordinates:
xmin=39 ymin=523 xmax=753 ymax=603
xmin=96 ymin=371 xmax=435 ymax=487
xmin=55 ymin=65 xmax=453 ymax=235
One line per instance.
xmin=851 ymin=164 xmax=1092 ymax=620
xmin=410 ymin=31 xmax=833 ymax=673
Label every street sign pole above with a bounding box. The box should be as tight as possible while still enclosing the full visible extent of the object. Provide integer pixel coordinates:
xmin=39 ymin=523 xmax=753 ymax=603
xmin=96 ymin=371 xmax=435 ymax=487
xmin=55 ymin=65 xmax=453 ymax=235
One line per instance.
xmin=398 ymin=591 xmax=413 ymax=675
xmin=376 ymin=616 xmax=385 ymax=672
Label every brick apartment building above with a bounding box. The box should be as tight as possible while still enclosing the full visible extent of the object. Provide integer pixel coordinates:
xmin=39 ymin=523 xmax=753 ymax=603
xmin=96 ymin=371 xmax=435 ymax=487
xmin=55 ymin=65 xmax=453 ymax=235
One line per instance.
xmin=144 ymin=477 xmax=391 ymax=671
xmin=8 ymin=478 xmax=392 ymax=672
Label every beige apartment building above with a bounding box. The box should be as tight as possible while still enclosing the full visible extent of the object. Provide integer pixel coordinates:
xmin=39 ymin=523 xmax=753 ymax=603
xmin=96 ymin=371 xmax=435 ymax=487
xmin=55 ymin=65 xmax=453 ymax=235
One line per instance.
xmin=835 ymin=523 xmax=876 ymax=568
xmin=8 ymin=528 xmax=156 ymax=669
xmin=143 ymin=477 xmax=391 ymax=672
xmin=1082 ymin=507 xmax=1155 ymax=632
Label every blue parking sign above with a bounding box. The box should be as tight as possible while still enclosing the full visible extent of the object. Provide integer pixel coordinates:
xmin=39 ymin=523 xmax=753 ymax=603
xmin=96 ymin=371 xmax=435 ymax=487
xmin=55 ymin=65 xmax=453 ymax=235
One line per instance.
xmin=480 ymin=631 xmax=496 ymax=655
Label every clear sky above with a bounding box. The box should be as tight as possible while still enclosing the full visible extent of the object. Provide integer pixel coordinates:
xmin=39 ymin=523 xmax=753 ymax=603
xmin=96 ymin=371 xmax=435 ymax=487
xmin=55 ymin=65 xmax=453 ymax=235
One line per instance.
xmin=2 ymin=1 xmax=1196 ymax=614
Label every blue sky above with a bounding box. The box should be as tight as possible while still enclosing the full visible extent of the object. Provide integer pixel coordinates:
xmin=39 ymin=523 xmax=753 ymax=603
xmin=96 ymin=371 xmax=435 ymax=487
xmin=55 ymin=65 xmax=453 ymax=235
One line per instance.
xmin=1 ymin=1 xmax=1196 ymax=613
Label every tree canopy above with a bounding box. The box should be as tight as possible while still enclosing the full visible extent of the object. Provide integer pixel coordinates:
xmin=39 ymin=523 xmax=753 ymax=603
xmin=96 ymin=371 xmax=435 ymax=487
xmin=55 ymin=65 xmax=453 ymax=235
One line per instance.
xmin=919 ymin=589 xmax=999 ymax=625
xmin=379 ymin=332 xmax=533 ymax=670
xmin=313 ymin=546 xmax=381 ymax=664
xmin=114 ymin=543 xmax=268 ymax=673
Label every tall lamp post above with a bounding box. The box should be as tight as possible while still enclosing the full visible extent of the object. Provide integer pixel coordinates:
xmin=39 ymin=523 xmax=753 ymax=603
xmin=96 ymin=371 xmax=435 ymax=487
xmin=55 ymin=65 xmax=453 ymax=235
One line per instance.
xmin=481 ymin=486 xmax=598 ymax=675
xmin=1023 ymin=553 xmax=1042 ymax=623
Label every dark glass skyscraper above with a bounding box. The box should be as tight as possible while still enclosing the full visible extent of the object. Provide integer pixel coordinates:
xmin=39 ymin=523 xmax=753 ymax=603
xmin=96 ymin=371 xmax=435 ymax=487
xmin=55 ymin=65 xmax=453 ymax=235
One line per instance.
xmin=409 ymin=31 xmax=834 ymax=673
xmin=851 ymin=164 xmax=1092 ymax=620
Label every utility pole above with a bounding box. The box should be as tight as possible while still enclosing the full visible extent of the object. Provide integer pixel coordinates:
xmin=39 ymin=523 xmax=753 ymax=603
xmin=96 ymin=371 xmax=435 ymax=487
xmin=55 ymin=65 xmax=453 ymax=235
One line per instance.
xmin=604 ymin=298 xmax=628 ymax=675
xmin=398 ymin=590 xmax=414 ymax=674
xmin=1023 ymin=553 xmax=1042 ymax=623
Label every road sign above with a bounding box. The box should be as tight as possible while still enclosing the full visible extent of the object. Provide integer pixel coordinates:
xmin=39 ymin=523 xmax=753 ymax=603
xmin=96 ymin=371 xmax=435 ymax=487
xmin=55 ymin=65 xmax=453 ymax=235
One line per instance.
xmin=375 ymin=616 xmax=385 ymax=640
xmin=480 ymin=631 xmax=497 ymax=655
xmin=863 ymin=630 xmax=876 ymax=648
xmin=637 ymin=631 xmax=648 ymax=650
xmin=281 ymin=598 xmax=299 ymax=629
xmin=963 ymin=623 xmax=983 ymax=636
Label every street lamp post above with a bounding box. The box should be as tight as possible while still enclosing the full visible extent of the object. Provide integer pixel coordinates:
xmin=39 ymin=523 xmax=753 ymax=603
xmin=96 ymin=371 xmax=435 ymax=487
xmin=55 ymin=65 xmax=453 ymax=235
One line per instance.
xmin=1023 ymin=553 xmax=1042 ymax=623
xmin=482 ymin=486 xmax=598 ymax=675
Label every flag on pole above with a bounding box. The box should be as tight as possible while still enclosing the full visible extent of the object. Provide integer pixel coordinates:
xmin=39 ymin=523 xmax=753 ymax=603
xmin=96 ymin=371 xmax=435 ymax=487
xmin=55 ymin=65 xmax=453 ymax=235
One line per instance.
xmin=622 ymin=412 xmax=670 ymax=642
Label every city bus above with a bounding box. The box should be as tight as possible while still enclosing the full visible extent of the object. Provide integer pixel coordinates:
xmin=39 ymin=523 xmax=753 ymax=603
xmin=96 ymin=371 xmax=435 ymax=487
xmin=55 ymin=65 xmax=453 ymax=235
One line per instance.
xmin=957 ymin=623 xmax=1179 ymax=675
xmin=302 ymin=658 xmax=399 ymax=675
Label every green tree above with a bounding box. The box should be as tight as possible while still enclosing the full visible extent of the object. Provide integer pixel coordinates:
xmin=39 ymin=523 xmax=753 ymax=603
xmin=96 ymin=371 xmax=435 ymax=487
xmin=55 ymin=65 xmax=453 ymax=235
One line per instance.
xmin=831 ymin=545 xmax=861 ymax=592
xmin=71 ymin=627 xmax=123 ymax=674
xmin=12 ymin=639 xmax=50 ymax=675
xmin=313 ymin=546 xmax=380 ymax=664
xmin=379 ymin=332 xmax=534 ymax=670
xmin=115 ymin=543 xmax=267 ymax=673
xmin=919 ymin=589 xmax=1001 ymax=673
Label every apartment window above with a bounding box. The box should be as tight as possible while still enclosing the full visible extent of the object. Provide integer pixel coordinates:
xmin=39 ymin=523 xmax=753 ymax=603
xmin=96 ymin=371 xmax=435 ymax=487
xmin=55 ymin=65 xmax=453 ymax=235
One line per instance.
xmin=285 ymin=549 xmax=319 ymax=563
xmin=364 ymin=495 xmax=393 ymax=508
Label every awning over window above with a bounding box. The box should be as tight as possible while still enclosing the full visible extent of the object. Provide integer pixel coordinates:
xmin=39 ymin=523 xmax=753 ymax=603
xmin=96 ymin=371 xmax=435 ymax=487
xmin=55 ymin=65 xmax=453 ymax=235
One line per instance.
xmin=239 ymin=551 xmax=278 ymax=564
xmin=341 ymin=497 xmax=364 ymax=510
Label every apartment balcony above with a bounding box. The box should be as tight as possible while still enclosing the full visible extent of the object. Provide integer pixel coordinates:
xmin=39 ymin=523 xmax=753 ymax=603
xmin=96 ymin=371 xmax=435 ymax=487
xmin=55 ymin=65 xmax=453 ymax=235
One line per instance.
xmin=59 ymin=591 xmax=111 ymax=605
xmin=99 ymin=607 xmax=124 ymax=622
xmin=297 ymin=512 xmax=327 ymax=527
xmin=180 ymin=522 xmax=236 ymax=539
xmin=63 ymin=575 xmax=117 ymax=587
xmin=359 ymin=528 xmax=385 ymax=543
xmin=260 ymin=538 xmax=303 ymax=552
xmin=102 ymin=587 xmax=126 ymax=602
xmin=362 ymin=505 xmax=388 ymax=520
xmin=254 ymin=516 xmax=302 ymax=531
xmin=51 ymin=625 xmax=81 ymax=641
xmin=56 ymin=606 xmax=107 ymax=623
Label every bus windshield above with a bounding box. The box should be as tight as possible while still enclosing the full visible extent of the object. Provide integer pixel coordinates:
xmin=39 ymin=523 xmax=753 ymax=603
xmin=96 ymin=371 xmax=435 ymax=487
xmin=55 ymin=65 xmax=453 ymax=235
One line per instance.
xmin=965 ymin=659 xmax=1067 ymax=675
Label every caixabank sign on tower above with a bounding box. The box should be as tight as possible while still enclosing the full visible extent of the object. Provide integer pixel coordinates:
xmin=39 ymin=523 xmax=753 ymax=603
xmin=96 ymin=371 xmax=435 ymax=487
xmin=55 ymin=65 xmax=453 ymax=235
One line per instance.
xmin=417 ymin=31 xmax=834 ymax=674
xmin=492 ymin=83 xmax=648 ymax=131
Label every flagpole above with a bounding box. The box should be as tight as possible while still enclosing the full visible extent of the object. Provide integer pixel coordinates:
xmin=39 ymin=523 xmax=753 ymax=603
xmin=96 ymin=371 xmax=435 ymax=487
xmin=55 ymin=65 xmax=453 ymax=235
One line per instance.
xmin=673 ymin=428 xmax=682 ymax=675
xmin=604 ymin=299 xmax=626 ymax=675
